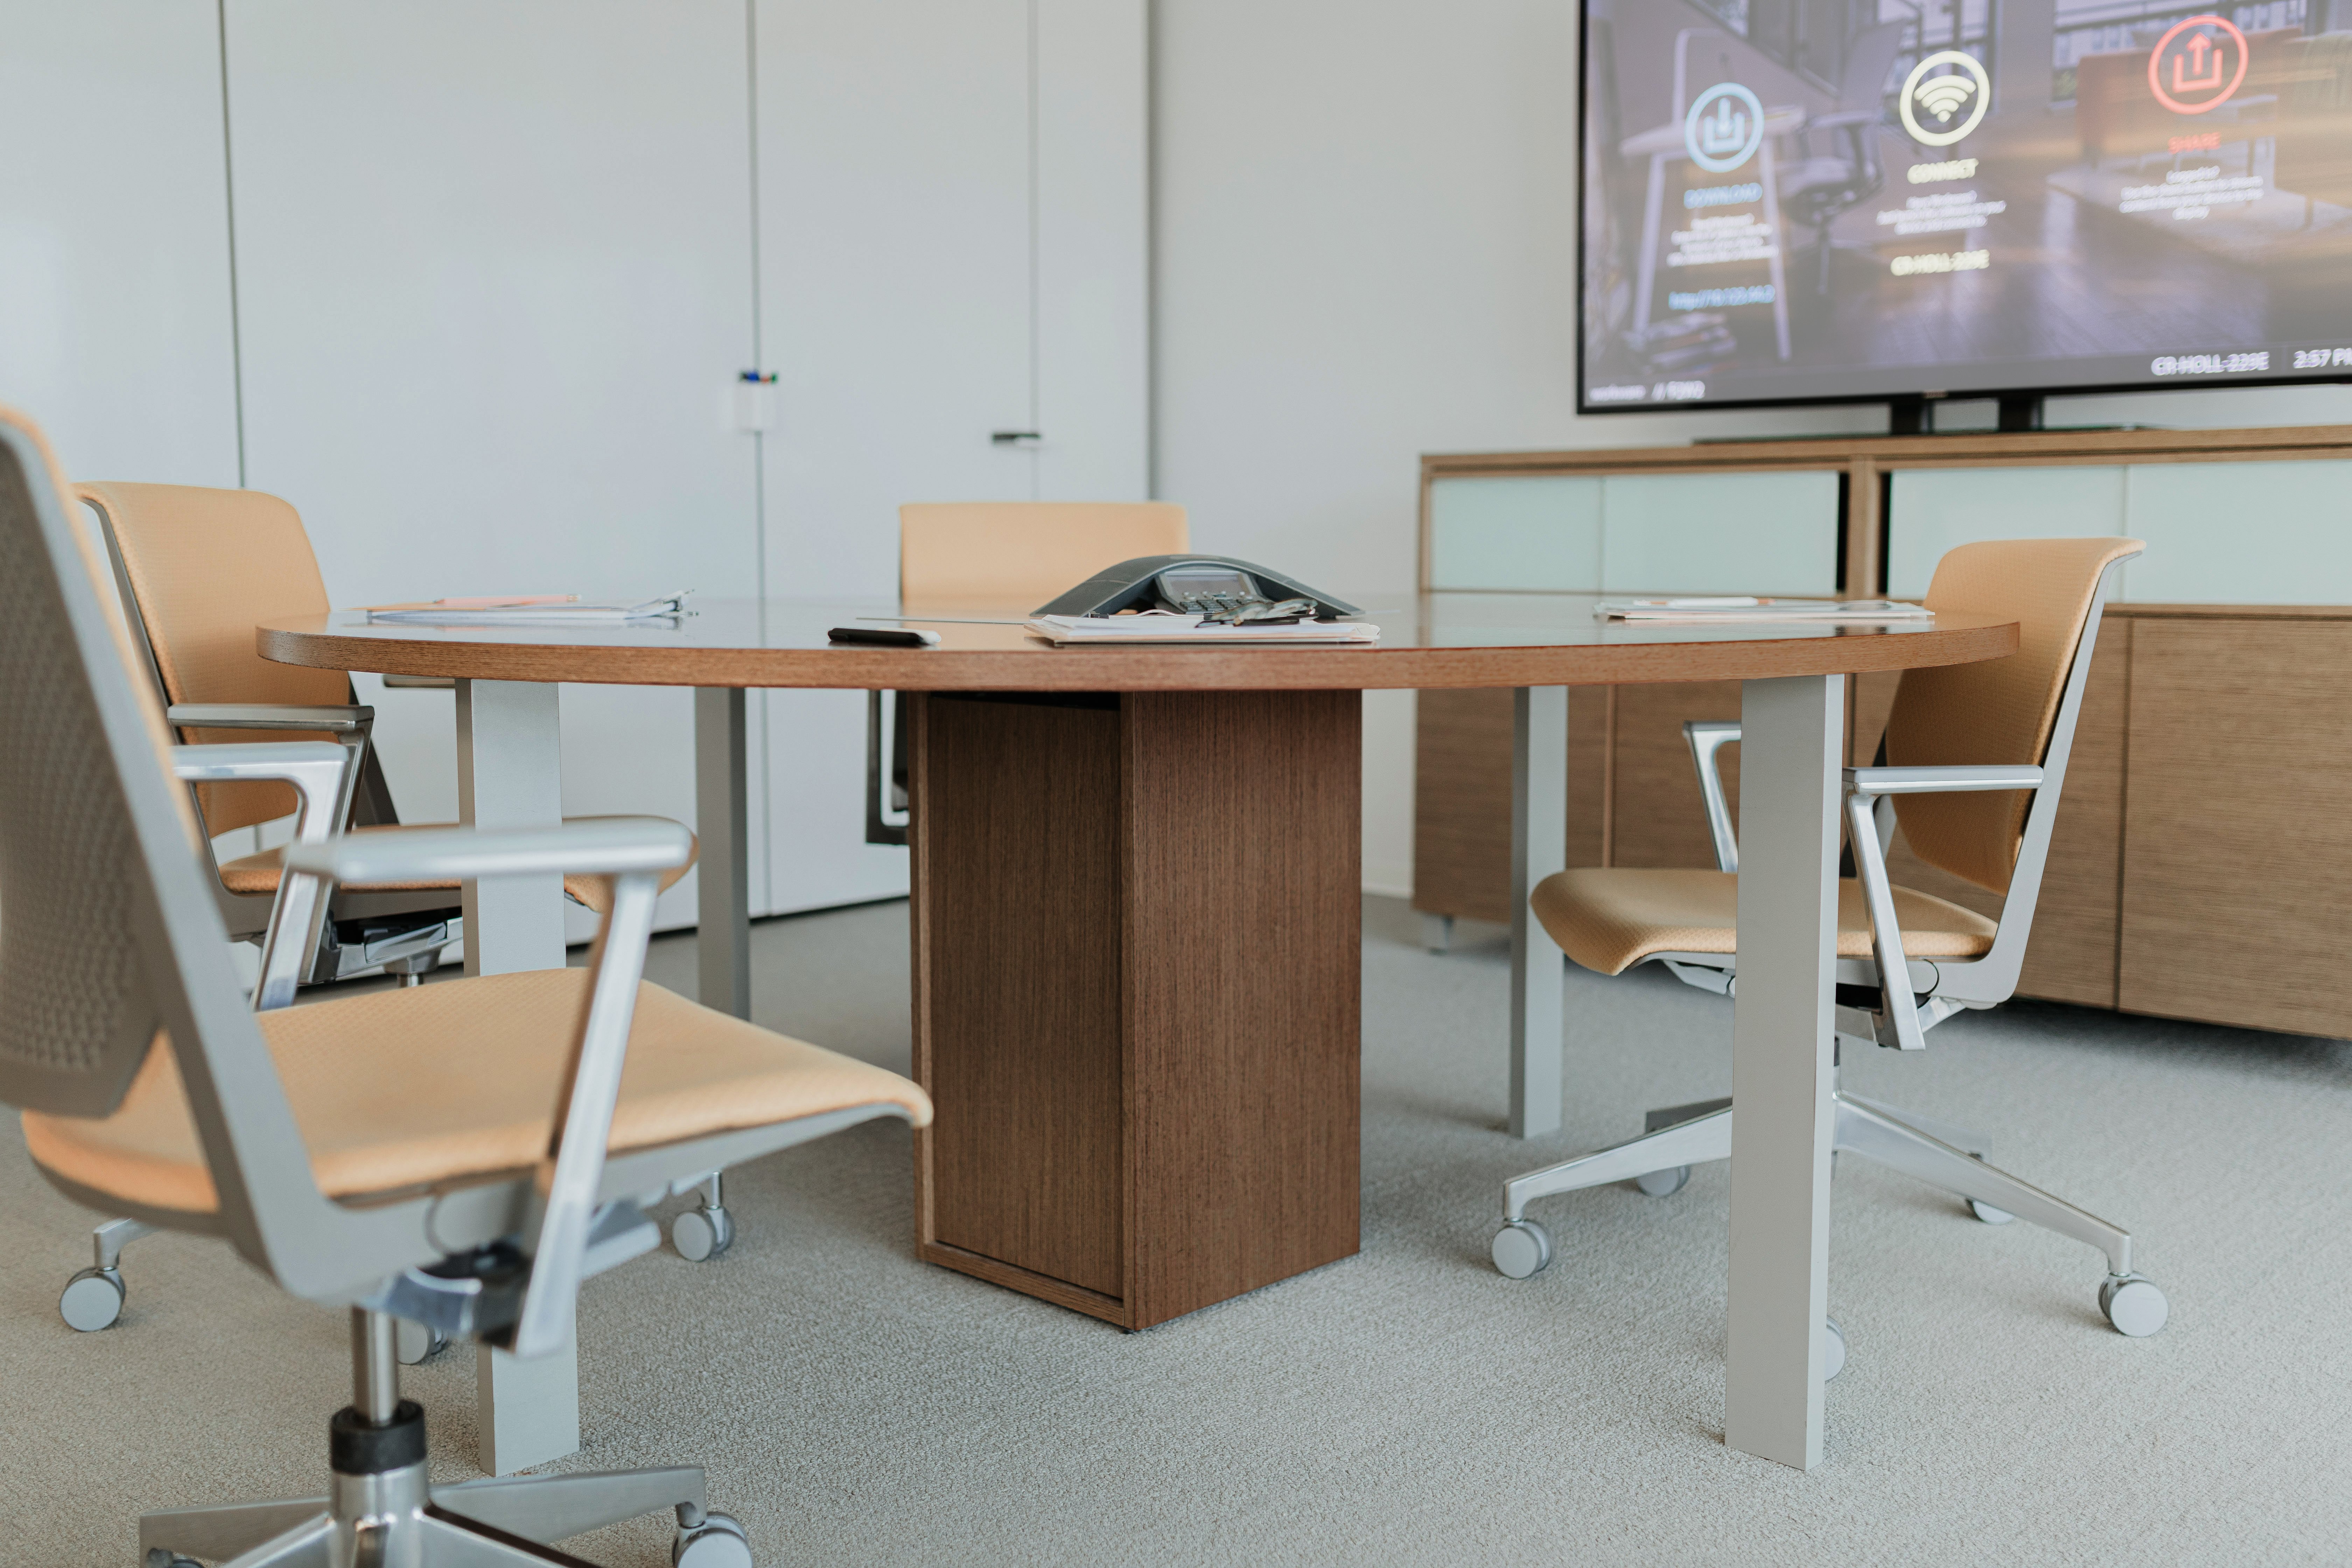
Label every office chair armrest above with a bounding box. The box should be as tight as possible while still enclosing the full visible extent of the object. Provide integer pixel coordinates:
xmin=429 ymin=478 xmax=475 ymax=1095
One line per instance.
xmin=279 ymin=816 xmax=694 ymax=884
xmin=1841 ymin=785 xmax=1931 ymax=1051
xmin=504 ymin=861 xmax=666 ymax=1359
xmin=167 ymin=702 xmax=376 ymax=734
xmin=1682 ymin=720 xmax=1742 ymax=873
xmin=283 ymin=817 xmax=687 ymax=1357
xmin=171 ymin=740 xmax=352 ymax=784
xmin=173 ymin=742 xmax=357 ymax=1011
xmin=1846 ymin=764 xmax=2042 ymax=796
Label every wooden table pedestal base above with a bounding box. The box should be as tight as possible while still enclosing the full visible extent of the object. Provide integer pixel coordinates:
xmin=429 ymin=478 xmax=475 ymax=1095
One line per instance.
xmin=909 ymin=688 xmax=1363 ymax=1329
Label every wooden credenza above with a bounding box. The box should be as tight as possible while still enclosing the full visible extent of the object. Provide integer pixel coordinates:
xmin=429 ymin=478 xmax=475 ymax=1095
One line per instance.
xmin=1413 ymin=427 xmax=2352 ymax=1039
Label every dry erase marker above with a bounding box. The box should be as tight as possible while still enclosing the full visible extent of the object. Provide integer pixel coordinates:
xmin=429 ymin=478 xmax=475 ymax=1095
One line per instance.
xmin=828 ymin=626 xmax=940 ymax=648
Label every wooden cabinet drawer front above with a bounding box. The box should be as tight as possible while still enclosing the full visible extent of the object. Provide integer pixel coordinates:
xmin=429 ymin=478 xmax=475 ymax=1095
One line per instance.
xmin=2120 ymin=619 xmax=2352 ymax=1037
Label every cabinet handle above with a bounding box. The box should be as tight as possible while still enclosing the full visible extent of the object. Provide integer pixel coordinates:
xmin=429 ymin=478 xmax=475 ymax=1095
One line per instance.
xmin=991 ymin=430 xmax=1042 ymax=447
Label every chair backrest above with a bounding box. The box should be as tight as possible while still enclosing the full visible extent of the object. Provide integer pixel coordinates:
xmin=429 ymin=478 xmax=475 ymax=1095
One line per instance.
xmin=1 ymin=409 xmax=365 ymax=1283
xmin=899 ymin=502 xmax=1188 ymax=607
xmin=78 ymin=482 xmax=349 ymax=834
xmin=0 ymin=415 xmax=218 ymax=1114
xmin=1886 ymin=536 xmax=2143 ymax=894
xmin=1841 ymin=22 xmax=1907 ymax=111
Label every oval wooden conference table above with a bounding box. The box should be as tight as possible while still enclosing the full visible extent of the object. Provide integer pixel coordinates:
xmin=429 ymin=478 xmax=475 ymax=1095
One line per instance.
xmin=263 ymin=594 xmax=2015 ymax=1474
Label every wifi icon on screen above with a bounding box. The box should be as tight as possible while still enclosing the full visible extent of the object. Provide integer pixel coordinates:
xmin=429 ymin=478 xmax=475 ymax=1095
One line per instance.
xmin=1915 ymin=74 xmax=1976 ymax=123
xmin=1899 ymin=50 xmax=1991 ymax=146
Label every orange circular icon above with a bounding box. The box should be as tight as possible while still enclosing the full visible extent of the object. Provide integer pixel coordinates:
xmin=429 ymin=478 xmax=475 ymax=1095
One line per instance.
xmin=2148 ymin=15 xmax=2248 ymax=115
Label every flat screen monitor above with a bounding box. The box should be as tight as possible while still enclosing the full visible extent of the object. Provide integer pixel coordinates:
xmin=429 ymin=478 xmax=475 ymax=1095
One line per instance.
xmin=1578 ymin=2 xmax=2352 ymax=413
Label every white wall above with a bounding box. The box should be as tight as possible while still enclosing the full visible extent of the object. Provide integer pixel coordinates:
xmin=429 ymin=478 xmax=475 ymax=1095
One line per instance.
xmin=1149 ymin=0 xmax=2352 ymax=899
xmin=0 ymin=1 xmax=240 ymax=487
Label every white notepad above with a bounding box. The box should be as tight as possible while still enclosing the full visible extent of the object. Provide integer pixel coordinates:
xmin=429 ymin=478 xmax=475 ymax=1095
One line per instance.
xmin=365 ymin=590 xmax=692 ymax=625
xmin=1596 ymin=597 xmax=1930 ymax=624
xmin=1025 ymin=612 xmax=1380 ymax=646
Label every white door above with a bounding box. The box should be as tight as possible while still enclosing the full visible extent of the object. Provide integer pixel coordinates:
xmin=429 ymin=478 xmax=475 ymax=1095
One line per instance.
xmin=223 ymin=0 xmax=765 ymax=936
xmin=753 ymin=0 xmax=1148 ymax=916
xmin=1035 ymin=0 xmax=1150 ymax=503
xmin=755 ymin=0 xmax=1034 ymax=915
xmin=0 ymin=1 xmax=240 ymax=488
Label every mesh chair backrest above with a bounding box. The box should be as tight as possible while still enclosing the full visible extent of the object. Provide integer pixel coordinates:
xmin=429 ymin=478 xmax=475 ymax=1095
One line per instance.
xmin=0 ymin=412 xmax=215 ymax=1115
xmin=1886 ymin=536 xmax=2142 ymax=894
xmin=899 ymin=502 xmax=1189 ymax=606
xmin=1840 ymin=23 xmax=1908 ymax=108
xmin=78 ymin=482 xmax=347 ymax=835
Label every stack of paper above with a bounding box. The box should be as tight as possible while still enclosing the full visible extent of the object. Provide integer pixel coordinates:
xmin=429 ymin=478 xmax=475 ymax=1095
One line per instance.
xmin=1596 ymin=597 xmax=1930 ymax=624
xmin=366 ymin=590 xmax=691 ymax=625
xmin=1025 ymin=612 xmax=1380 ymax=646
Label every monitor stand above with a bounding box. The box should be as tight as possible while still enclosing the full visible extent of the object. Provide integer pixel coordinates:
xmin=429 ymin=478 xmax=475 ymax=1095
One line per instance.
xmin=1888 ymin=394 xmax=1935 ymax=434
xmin=1886 ymin=393 xmax=2046 ymax=434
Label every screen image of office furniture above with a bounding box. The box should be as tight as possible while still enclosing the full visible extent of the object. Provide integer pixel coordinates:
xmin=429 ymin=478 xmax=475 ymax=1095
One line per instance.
xmin=2072 ymin=27 xmax=2303 ymax=163
xmin=1413 ymin=425 xmax=2352 ymax=1040
xmin=866 ymin=502 xmax=1189 ymax=842
xmin=0 ymin=406 xmax=934 ymax=1564
xmin=1776 ymin=21 xmax=1906 ymax=295
xmin=1489 ymin=538 xmax=2169 ymax=1345
xmin=2275 ymin=30 xmax=2352 ymax=218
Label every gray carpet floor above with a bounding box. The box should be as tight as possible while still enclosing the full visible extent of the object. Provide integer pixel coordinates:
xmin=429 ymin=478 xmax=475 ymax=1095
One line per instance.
xmin=4 ymin=897 xmax=2349 ymax=1566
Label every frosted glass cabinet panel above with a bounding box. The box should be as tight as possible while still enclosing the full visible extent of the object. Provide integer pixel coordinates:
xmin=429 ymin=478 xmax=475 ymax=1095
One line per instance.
xmin=2124 ymin=461 xmax=2352 ymax=603
xmin=1598 ymin=472 xmax=1839 ymax=595
xmin=1429 ymin=470 xmax=1838 ymax=594
xmin=1886 ymin=468 xmax=2126 ymax=598
xmin=0 ymin=1 xmax=239 ymax=486
xmin=1428 ymin=476 xmax=1603 ymax=590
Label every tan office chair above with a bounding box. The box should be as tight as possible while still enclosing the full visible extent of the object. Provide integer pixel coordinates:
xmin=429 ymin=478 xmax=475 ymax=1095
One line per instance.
xmin=2 ymin=404 xmax=931 ymax=1568
xmin=1489 ymin=538 xmax=2170 ymax=1351
xmin=56 ymin=484 xmax=712 ymax=1332
xmin=81 ymin=481 xmax=696 ymax=986
xmin=898 ymin=500 xmax=1189 ymax=604
xmin=866 ymin=501 xmax=1188 ymax=842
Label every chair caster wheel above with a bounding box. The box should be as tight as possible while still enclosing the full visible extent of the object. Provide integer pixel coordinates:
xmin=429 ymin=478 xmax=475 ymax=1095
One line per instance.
xmin=1491 ymin=1219 xmax=1553 ymax=1279
xmin=59 ymin=1266 xmax=125 ymax=1332
xmin=394 ymin=1318 xmax=448 ymax=1365
xmin=672 ymin=1205 xmax=736 ymax=1262
xmin=674 ymin=1509 xmax=752 ymax=1566
xmin=2099 ymin=1273 xmax=2169 ymax=1337
xmin=1822 ymin=1317 xmax=1846 ymax=1381
xmin=1967 ymin=1198 xmax=2015 ymax=1223
xmin=1634 ymin=1166 xmax=1690 ymax=1198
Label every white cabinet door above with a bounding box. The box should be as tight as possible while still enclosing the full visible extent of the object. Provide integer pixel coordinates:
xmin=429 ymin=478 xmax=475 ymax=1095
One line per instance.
xmin=0 ymin=1 xmax=239 ymax=487
xmin=1035 ymin=0 xmax=1149 ymax=502
xmin=754 ymin=0 xmax=1036 ymax=915
xmin=224 ymin=0 xmax=764 ymax=935
xmin=752 ymin=0 xmax=1148 ymax=916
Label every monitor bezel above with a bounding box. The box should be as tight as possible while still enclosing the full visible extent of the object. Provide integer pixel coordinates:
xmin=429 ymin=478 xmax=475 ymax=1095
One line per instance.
xmin=1572 ymin=1 xmax=2352 ymax=418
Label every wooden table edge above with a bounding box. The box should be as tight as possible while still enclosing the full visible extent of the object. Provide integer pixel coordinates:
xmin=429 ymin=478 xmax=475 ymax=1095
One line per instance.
xmin=259 ymin=618 xmax=2019 ymax=690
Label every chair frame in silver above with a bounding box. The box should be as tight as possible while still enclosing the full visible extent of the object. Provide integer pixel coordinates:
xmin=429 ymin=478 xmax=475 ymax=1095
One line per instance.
xmin=4 ymin=415 xmax=915 ymax=1564
xmin=1489 ymin=553 xmax=2170 ymax=1343
xmin=64 ymin=497 xmax=737 ymax=1338
xmin=86 ymin=494 xmax=469 ymax=990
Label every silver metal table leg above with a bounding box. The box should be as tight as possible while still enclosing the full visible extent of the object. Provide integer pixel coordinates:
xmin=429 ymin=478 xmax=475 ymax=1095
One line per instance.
xmin=694 ymin=686 xmax=751 ymax=1021
xmin=453 ymin=677 xmax=578 ymax=1473
xmin=1724 ymin=673 xmax=1844 ymax=1471
xmin=1508 ymin=685 xmax=1568 ymax=1139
